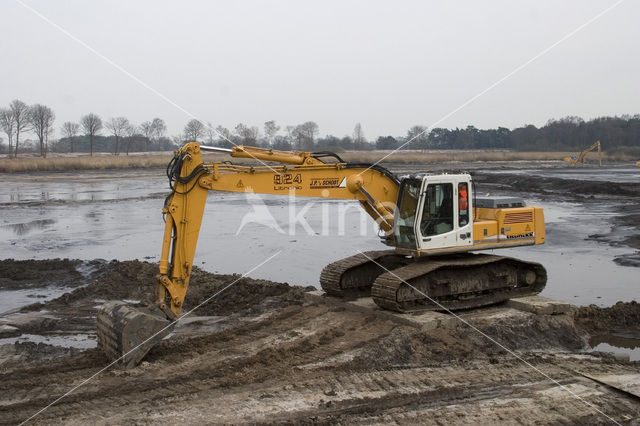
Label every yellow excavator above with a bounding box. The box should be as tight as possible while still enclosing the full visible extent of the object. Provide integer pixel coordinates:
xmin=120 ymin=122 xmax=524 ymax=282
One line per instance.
xmin=97 ymin=142 xmax=547 ymax=367
xmin=563 ymin=140 xmax=602 ymax=166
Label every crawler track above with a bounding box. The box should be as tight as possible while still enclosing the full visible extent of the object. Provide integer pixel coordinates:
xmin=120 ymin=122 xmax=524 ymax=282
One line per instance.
xmin=372 ymin=253 xmax=547 ymax=312
xmin=321 ymin=251 xmax=546 ymax=312
xmin=319 ymin=250 xmax=408 ymax=296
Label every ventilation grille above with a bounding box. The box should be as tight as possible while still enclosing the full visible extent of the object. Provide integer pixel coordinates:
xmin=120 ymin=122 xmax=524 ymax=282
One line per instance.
xmin=504 ymin=211 xmax=533 ymax=224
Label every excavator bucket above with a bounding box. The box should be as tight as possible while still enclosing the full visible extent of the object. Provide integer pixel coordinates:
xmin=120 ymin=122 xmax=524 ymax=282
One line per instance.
xmin=96 ymin=302 xmax=174 ymax=368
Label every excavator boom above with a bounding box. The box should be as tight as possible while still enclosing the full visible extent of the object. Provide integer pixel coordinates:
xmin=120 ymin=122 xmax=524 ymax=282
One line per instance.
xmin=97 ymin=142 xmax=399 ymax=363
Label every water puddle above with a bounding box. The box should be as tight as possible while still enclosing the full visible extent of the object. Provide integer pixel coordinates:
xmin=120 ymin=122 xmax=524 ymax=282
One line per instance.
xmin=589 ymin=330 xmax=640 ymax=361
xmin=0 ymin=169 xmax=166 ymax=205
xmin=482 ymin=167 xmax=640 ymax=183
xmin=0 ymin=333 xmax=96 ymax=349
xmin=0 ymin=287 xmax=77 ymax=315
xmin=0 ymin=260 xmax=101 ymax=314
xmin=1 ymin=219 xmax=56 ymax=236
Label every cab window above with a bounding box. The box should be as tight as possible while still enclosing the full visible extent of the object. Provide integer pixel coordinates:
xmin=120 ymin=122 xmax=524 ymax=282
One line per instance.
xmin=458 ymin=182 xmax=469 ymax=226
xmin=420 ymin=183 xmax=453 ymax=236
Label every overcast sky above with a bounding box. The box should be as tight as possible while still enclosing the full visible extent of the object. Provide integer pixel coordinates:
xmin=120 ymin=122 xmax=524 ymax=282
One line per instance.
xmin=1 ymin=0 xmax=638 ymax=140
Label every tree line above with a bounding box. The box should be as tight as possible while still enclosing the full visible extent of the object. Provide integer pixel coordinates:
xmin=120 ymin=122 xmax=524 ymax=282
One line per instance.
xmin=188 ymin=115 xmax=640 ymax=153
xmin=1 ymin=98 xmax=638 ymax=157
xmin=0 ymin=99 xmax=171 ymax=157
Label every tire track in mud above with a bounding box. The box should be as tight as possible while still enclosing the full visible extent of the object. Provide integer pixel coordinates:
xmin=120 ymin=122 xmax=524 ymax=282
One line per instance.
xmin=0 ymin=304 xmax=390 ymax=424
xmin=2 ymin=300 xmax=640 ymax=425
xmin=2 ymin=259 xmax=640 ymax=424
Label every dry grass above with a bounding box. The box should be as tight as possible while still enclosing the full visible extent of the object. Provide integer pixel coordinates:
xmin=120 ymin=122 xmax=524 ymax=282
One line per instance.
xmin=0 ymin=149 xmax=635 ymax=173
xmin=0 ymin=152 xmax=231 ymax=173
xmin=0 ymin=153 xmax=172 ymax=173
xmin=340 ymin=150 xmax=635 ymax=163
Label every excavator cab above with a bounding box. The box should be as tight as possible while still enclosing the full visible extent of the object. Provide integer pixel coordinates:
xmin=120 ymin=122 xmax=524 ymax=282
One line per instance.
xmin=394 ymin=175 xmax=473 ymax=253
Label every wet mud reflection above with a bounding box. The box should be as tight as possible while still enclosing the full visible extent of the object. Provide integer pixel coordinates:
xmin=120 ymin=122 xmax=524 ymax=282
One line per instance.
xmin=2 ymin=219 xmax=56 ymax=236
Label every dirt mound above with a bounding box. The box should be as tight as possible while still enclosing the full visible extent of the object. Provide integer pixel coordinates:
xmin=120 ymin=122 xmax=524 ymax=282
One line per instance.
xmin=0 ymin=258 xmax=83 ymax=290
xmin=614 ymin=252 xmax=640 ymax=267
xmin=185 ymin=271 xmax=312 ymax=316
xmin=474 ymin=172 xmax=640 ymax=199
xmin=39 ymin=260 xmax=158 ymax=307
xmin=17 ymin=259 xmax=312 ymax=319
xmin=0 ymin=342 xmax=81 ymax=369
xmin=347 ymin=311 xmax=586 ymax=370
xmin=0 ymin=259 xmax=313 ymax=346
xmin=573 ymin=301 xmax=640 ymax=332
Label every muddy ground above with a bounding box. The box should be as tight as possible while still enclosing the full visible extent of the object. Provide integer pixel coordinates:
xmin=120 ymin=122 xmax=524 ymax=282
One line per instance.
xmin=1 ymin=259 xmax=639 ymax=425
xmin=1 ymin=163 xmax=639 ymax=424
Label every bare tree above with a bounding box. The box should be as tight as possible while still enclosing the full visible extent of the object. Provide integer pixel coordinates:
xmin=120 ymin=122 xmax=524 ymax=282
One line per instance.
xmin=80 ymin=113 xmax=103 ymax=156
xmin=406 ymin=125 xmax=428 ymax=151
xmin=139 ymin=120 xmax=153 ymax=150
xmin=234 ymin=123 xmax=259 ymax=145
xmin=124 ymin=123 xmax=138 ymax=155
xmin=61 ymin=121 xmax=80 ymax=153
xmin=293 ymin=121 xmax=318 ymax=150
xmin=140 ymin=121 xmax=152 ymax=138
xmin=353 ymin=123 xmax=367 ymax=150
xmin=151 ymin=118 xmax=166 ymax=149
xmin=171 ymin=134 xmax=184 ymax=147
xmin=10 ymin=99 xmax=31 ymax=158
xmin=210 ymin=125 xmax=231 ymax=147
xmin=138 ymin=118 xmax=166 ymax=151
xmin=285 ymin=125 xmax=295 ymax=145
xmin=250 ymin=126 xmax=260 ymax=144
xmin=184 ymin=119 xmax=205 ymax=142
xmin=0 ymin=108 xmax=15 ymax=154
xmin=205 ymin=122 xmax=216 ymax=145
xmin=45 ymin=126 xmax=55 ymax=153
xmin=105 ymin=117 xmax=130 ymax=156
xmin=264 ymin=120 xmax=280 ymax=146
xmin=30 ymin=104 xmax=56 ymax=157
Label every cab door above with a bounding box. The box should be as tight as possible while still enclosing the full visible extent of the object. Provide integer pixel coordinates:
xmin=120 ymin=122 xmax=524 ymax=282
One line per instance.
xmin=416 ymin=176 xmax=473 ymax=251
xmin=393 ymin=177 xmax=423 ymax=250
xmin=455 ymin=177 xmax=473 ymax=247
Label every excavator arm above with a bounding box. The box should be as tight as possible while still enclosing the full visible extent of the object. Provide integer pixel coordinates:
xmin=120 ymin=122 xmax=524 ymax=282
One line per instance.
xmin=564 ymin=140 xmax=602 ymax=166
xmin=98 ymin=142 xmax=399 ymax=366
xmin=576 ymin=141 xmax=601 ymax=164
xmin=157 ymin=142 xmax=399 ymax=318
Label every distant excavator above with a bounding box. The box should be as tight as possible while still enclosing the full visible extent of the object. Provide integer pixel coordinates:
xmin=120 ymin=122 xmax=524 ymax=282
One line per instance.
xmin=563 ymin=141 xmax=602 ymax=166
xmin=97 ymin=142 xmax=547 ymax=367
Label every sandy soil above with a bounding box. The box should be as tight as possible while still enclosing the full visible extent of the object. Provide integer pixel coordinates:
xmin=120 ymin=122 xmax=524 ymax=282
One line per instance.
xmin=1 ymin=259 xmax=639 ymax=425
